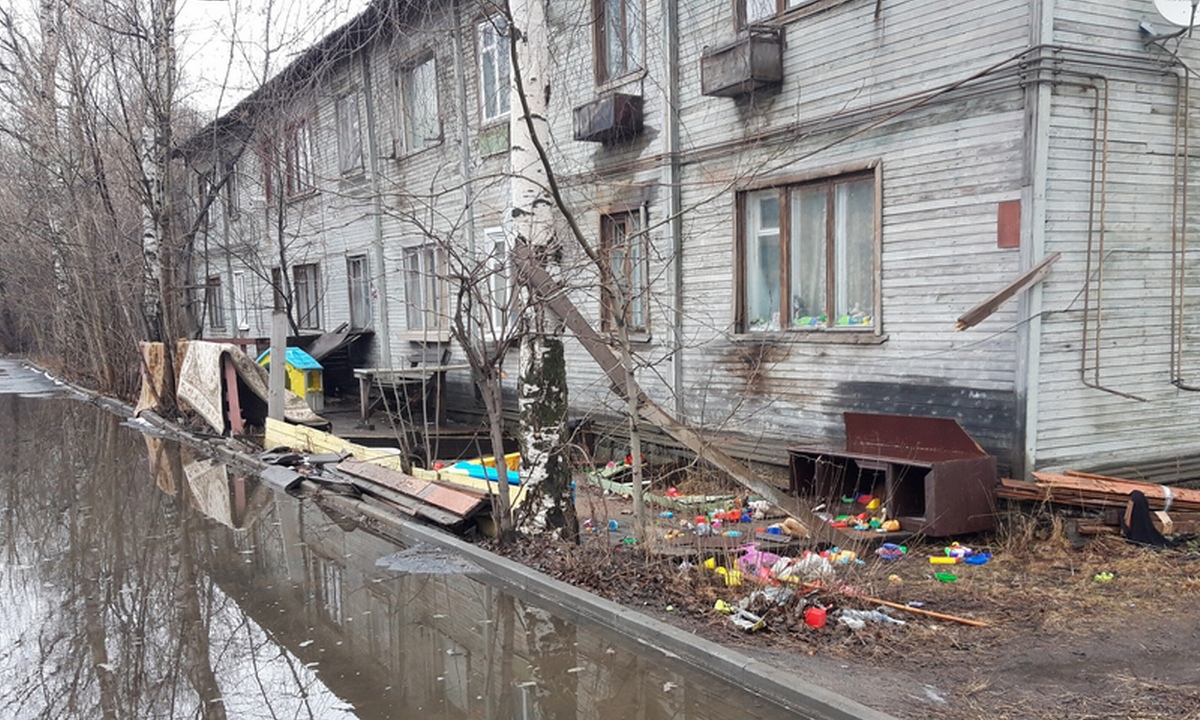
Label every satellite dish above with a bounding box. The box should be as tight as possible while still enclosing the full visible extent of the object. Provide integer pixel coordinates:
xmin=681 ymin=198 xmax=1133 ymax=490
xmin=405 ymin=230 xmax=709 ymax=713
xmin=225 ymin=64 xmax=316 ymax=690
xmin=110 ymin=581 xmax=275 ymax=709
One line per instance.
xmin=1154 ymin=0 xmax=1200 ymax=27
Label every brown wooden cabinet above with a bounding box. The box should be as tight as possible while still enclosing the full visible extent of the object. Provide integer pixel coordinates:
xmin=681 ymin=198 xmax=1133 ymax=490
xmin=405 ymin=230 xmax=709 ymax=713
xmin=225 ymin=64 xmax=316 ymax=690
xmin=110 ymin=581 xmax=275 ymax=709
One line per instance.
xmin=788 ymin=413 xmax=997 ymax=537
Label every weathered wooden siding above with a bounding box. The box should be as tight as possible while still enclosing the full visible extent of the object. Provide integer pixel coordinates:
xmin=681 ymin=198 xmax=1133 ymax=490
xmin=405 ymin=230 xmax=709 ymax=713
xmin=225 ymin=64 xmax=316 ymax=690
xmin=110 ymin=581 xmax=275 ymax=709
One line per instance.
xmin=661 ymin=0 xmax=1033 ymax=470
xmin=1030 ymin=0 xmax=1200 ymax=474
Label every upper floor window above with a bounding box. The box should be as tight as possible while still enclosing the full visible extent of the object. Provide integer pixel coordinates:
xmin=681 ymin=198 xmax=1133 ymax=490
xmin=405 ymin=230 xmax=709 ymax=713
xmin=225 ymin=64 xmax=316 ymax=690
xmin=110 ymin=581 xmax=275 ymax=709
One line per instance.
xmin=739 ymin=171 xmax=877 ymax=333
xmin=196 ymin=170 xmax=214 ymax=229
xmin=223 ymin=159 xmax=240 ymax=216
xmin=400 ymin=53 xmax=441 ymax=152
xmin=336 ymin=92 xmax=363 ymax=174
xmin=594 ymin=0 xmax=644 ymax=84
xmin=284 ymin=119 xmax=314 ymax=196
xmin=403 ymin=245 xmax=446 ymax=332
xmin=601 ymin=209 xmax=649 ymax=335
xmin=293 ymin=262 xmax=322 ymax=330
xmin=477 ymin=16 xmax=510 ymax=123
xmin=740 ymin=0 xmax=810 ymax=25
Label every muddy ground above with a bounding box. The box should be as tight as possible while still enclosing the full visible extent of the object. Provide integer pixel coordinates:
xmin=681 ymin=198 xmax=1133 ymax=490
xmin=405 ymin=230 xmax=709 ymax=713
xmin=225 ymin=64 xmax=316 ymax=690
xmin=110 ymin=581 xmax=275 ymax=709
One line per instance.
xmin=486 ymin=483 xmax=1200 ymax=720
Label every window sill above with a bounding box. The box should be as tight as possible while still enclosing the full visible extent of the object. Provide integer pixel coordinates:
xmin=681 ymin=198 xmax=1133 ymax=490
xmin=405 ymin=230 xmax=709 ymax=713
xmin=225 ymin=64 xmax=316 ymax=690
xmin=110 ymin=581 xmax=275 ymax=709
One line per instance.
xmin=734 ymin=329 xmax=888 ymax=345
xmin=397 ymin=140 xmax=442 ymax=160
xmin=748 ymin=0 xmax=854 ymax=28
xmin=596 ymin=68 xmax=647 ymax=94
xmin=398 ymin=330 xmax=452 ymax=343
xmin=285 ymin=189 xmax=318 ymax=204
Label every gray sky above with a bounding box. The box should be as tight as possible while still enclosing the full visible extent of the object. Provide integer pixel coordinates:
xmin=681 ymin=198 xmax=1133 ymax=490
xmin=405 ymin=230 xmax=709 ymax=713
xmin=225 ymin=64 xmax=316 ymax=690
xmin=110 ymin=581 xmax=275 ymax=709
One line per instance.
xmin=177 ymin=0 xmax=369 ymax=116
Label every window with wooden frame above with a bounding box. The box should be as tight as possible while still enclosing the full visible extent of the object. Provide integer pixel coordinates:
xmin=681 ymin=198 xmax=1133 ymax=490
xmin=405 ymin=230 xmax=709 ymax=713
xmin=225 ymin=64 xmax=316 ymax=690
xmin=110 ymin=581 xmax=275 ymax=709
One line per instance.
xmin=205 ymin=275 xmax=225 ymax=329
xmin=223 ymin=159 xmax=240 ymax=217
xmin=399 ymin=52 xmax=441 ymax=152
xmin=336 ymin=92 xmax=363 ymax=174
xmin=196 ymin=171 xmax=213 ymax=229
xmin=292 ymin=262 xmax=322 ymax=330
xmin=477 ymin=16 xmax=510 ymax=124
xmin=347 ymin=255 xmax=372 ymax=330
xmin=284 ymin=119 xmax=314 ymax=196
xmin=594 ymin=0 xmax=644 ymax=84
xmin=601 ymin=209 xmax=649 ymax=335
xmin=403 ymin=245 xmax=446 ymax=332
xmin=738 ymin=170 xmax=878 ymax=333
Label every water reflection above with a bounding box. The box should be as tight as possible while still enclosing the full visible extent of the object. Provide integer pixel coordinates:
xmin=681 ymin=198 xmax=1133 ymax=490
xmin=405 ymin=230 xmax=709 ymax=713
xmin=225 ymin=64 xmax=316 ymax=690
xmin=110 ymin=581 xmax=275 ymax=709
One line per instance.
xmin=0 ymin=389 xmax=801 ymax=720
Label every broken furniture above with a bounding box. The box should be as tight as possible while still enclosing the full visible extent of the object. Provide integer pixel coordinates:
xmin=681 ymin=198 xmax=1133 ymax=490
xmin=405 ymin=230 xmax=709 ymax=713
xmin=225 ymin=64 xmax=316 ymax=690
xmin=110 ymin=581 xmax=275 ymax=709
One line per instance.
xmin=788 ymin=413 xmax=997 ymax=537
xmin=353 ymin=349 xmax=469 ymax=427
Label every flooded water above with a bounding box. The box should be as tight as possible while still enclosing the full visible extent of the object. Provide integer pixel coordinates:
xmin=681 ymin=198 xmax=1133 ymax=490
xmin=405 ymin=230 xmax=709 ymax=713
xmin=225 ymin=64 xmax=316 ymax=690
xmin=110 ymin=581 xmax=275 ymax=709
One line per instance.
xmin=0 ymin=360 xmax=808 ymax=720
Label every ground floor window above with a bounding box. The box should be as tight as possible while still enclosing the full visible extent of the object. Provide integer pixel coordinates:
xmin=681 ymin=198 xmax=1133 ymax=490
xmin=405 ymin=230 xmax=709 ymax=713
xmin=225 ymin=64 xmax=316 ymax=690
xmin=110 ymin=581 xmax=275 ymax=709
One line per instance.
xmin=403 ymin=245 xmax=445 ymax=331
xmin=739 ymin=170 xmax=877 ymax=333
xmin=347 ymin=255 xmax=371 ymax=329
xmin=205 ymin=275 xmax=225 ymax=329
xmin=601 ymin=209 xmax=649 ymax=335
xmin=292 ymin=262 xmax=321 ymax=330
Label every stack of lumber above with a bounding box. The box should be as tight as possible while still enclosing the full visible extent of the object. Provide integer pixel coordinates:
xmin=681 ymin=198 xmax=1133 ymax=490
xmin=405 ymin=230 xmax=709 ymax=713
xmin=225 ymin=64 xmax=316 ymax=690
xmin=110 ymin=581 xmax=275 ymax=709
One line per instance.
xmin=998 ymin=471 xmax=1200 ymax=511
xmin=998 ymin=470 xmax=1200 ymax=533
xmin=336 ymin=459 xmax=490 ymax=533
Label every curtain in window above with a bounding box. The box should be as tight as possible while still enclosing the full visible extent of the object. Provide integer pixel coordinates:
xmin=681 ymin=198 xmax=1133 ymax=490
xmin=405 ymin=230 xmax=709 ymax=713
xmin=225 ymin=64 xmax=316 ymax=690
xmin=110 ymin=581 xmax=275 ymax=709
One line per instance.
xmin=744 ymin=190 xmax=781 ymax=331
xmin=835 ymin=177 xmax=874 ymax=325
xmin=791 ymin=186 xmax=827 ymax=327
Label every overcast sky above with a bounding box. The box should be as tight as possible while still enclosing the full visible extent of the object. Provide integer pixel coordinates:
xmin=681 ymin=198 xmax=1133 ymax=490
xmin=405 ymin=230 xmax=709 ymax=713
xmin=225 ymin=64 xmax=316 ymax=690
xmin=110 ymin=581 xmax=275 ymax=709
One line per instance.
xmin=176 ymin=0 xmax=369 ymax=116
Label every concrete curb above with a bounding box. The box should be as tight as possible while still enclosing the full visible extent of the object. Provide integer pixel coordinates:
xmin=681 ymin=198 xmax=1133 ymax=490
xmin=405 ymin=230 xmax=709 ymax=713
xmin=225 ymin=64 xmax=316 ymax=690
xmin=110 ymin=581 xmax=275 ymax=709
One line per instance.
xmin=336 ymin=491 xmax=899 ymax=720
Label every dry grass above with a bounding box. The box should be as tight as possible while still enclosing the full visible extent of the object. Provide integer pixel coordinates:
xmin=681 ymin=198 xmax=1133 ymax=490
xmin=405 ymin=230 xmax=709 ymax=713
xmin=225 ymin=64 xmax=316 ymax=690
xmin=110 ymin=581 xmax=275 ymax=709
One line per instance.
xmin=501 ymin=488 xmax=1200 ymax=719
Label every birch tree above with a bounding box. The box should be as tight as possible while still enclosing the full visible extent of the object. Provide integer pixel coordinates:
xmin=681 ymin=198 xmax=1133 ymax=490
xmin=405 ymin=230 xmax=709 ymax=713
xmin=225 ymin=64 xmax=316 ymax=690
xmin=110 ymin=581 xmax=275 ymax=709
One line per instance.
xmin=507 ymin=0 xmax=578 ymax=540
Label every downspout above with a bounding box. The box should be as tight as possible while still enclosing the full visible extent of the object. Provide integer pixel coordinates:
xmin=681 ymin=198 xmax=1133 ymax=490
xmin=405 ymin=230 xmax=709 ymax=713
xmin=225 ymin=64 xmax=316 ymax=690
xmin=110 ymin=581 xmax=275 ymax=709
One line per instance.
xmin=663 ymin=0 xmax=685 ymax=418
xmin=452 ymin=2 xmax=479 ymax=259
xmin=1017 ymin=4 xmax=1054 ymax=479
xmin=361 ymin=50 xmax=393 ymax=369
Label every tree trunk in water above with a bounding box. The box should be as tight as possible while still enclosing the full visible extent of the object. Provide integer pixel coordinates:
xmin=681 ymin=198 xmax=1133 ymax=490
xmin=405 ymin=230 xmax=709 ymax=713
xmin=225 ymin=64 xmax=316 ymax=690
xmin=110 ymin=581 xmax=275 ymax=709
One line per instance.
xmin=508 ymin=0 xmax=577 ymax=540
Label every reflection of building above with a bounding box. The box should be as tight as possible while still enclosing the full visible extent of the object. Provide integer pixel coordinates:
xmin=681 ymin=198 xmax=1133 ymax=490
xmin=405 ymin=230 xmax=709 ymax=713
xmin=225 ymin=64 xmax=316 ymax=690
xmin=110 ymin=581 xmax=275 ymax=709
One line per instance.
xmin=193 ymin=479 xmax=798 ymax=719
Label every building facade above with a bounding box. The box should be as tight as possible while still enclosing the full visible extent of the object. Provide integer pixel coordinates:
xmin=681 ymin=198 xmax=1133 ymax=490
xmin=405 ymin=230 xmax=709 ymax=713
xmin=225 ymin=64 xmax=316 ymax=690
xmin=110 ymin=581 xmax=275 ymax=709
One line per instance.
xmin=184 ymin=0 xmax=1200 ymax=480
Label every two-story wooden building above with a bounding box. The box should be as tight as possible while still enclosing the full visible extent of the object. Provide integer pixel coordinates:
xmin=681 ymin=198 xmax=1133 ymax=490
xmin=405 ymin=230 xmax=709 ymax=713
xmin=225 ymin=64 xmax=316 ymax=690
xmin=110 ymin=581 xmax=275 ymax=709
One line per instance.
xmin=184 ymin=0 xmax=1200 ymax=481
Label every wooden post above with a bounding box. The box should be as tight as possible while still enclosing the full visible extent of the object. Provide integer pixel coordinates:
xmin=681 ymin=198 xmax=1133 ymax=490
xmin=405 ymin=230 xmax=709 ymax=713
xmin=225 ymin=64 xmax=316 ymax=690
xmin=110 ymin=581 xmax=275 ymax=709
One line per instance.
xmin=268 ymin=311 xmax=286 ymax=421
xmin=223 ymin=354 xmax=244 ymax=435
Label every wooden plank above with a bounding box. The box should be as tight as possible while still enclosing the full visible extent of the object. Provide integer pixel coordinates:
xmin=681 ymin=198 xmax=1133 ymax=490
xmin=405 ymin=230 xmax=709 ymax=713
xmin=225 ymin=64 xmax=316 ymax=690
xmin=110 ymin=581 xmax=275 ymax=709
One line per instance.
xmin=337 ymin=459 xmax=488 ymax=518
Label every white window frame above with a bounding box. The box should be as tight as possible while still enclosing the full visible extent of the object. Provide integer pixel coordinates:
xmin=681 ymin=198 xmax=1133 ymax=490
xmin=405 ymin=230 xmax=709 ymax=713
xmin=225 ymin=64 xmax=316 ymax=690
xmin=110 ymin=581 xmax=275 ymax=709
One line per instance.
xmin=483 ymin=227 xmax=513 ymax=334
xmin=347 ymin=254 xmax=372 ymax=330
xmin=403 ymin=245 xmax=446 ymax=332
xmin=399 ymin=53 xmax=441 ymax=153
xmin=233 ymin=270 xmax=250 ymax=331
xmin=739 ymin=169 xmax=879 ymax=334
xmin=336 ymin=92 xmax=363 ymax=175
xmin=477 ymin=16 xmax=510 ymax=124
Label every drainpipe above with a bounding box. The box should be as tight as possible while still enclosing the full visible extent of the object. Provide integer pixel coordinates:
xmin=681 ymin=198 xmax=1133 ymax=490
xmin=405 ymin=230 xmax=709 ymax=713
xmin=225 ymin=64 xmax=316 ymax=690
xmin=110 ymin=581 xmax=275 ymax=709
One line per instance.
xmin=361 ymin=51 xmax=393 ymax=369
xmin=453 ymin=2 xmax=479 ymax=258
xmin=663 ymin=0 xmax=685 ymax=419
xmin=1018 ymin=1 xmax=1055 ymax=478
